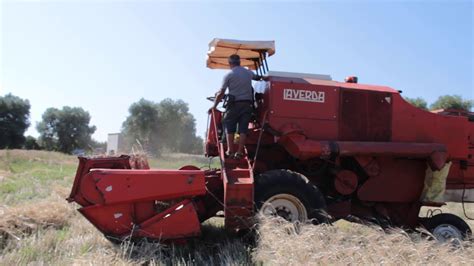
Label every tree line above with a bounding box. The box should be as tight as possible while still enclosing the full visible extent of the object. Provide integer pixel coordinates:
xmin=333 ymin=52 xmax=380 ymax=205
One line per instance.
xmin=404 ymin=95 xmax=472 ymax=111
xmin=0 ymin=93 xmax=203 ymax=155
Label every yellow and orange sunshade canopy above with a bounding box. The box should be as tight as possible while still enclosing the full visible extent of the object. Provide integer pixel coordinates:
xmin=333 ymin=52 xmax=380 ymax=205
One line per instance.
xmin=206 ymin=38 xmax=275 ymax=70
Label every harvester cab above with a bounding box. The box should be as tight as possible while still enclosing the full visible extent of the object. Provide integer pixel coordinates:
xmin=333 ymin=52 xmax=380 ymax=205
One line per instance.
xmin=68 ymin=38 xmax=474 ymax=244
xmin=205 ymin=38 xmax=275 ymax=158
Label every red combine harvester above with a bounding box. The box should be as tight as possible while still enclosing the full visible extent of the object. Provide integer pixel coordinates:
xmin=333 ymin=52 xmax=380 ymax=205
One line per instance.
xmin=68 ymin=39 xmax=474 ymax=243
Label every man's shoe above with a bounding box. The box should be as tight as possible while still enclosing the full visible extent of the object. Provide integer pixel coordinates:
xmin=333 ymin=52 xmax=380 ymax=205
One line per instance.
xmin=225 ymin=151 xmax=235 ymax=158
xmin=233 ymin=152 xmax=244 ymax=160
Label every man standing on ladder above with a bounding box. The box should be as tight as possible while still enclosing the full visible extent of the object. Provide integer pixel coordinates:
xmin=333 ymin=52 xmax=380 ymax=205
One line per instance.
xmin=208 ymin=54 xmax=266 ymax=159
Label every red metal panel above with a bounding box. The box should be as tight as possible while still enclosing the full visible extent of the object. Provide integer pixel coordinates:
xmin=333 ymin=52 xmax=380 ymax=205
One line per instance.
xmin=277 ymin=133 xmax=332 ymax=160
xmin=270 ymin=117 xmax=339 ymax=140
xmin=340 ymin=90 xmax=392 ymax=141
xmin=133 ymin=201 xmax=155 ymax=224
xmin=80 ymin=172 xmax=104 ymax=205
xmin=223 ymin=168 xmax=254 ymax=231
xmin=79 ymin=203 xmax=134 ymax=235
xmin=461 ymin=163 xmax=474 ymax=189
xmin=136 ymin=200 xmax=201 ymax=239
xmin=278 ymin=133 xmax=447 ymax=163
xmin=91 ymin=169 xmax=206 ymax=204
xmin=357 ymin=157 xmax=425 ymax=202
xmin=337 ymin=141 xmax=446 ymax=157
xmin=79 ymin=200 xmax=202 ymax=240
xmin=269 ymin=81 xmax=338 ymax=120
xmin=447 ymin=160 xmax=474 ymax=189
xmin=367 ymin=92 xmax=392 ymax=141
xmin=391 ymin=94 xmax=469 ymax=159
xmin=266 ymin=81 xmax=339 ymax=140
xmin=68 ymin=156 xmax=131 ymax=206
xmin=340 ymin=90 xmax=368 ymax=140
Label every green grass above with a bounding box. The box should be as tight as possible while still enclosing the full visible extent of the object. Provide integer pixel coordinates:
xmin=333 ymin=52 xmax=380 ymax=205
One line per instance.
xmin=0 ymin=150 xmax=77 ymax=205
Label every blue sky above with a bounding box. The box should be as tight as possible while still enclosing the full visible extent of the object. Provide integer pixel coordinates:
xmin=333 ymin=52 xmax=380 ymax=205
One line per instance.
xmin=1 ymin=0 xmax=472 ymax=141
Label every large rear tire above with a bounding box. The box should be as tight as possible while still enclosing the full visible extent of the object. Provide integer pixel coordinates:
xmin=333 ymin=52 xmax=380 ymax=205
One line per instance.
xmin=254 ymin=169 xmax=328 ymax=224
xmin=421 ymin=213 xmax=472 ymax=242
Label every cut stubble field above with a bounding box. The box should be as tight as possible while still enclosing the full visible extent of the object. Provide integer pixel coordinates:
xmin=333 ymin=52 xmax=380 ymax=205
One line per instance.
xmin=0 ymin=150 xmax=473 ymax=265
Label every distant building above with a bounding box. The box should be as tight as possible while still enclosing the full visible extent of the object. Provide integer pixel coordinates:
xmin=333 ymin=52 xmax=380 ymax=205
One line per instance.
xmin=107 ymin=133 xmax=124 ymax=155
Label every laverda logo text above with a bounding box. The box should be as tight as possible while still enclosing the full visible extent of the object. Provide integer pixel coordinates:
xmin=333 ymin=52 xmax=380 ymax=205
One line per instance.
xmin=283 ymin=89 xmax=325 ymax=103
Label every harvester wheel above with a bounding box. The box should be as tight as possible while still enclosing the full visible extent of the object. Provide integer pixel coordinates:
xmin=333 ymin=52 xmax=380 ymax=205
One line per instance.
xmin=422 ymin=213 xmax=472 ymax=242
xmin=255 ymin=169 xmax=328 ymax=224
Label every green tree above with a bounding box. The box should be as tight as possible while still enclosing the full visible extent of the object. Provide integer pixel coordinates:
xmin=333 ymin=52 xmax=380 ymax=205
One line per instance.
xmin=430 ymin=95 xmax=473 ymax=111
xmin=122 ymin=98 xmax=203 ymax=154
xmin=122 ymin=99 xmax=161 ymax=152
xmin=24 ymin=136 xmax=41 ymax=150
xmin=0 ymin=94 xmax=31 ymax=149
xmin=37 ymin=107 xmax=96 ymax=154
xmin=176 ymin=113 xmax=203 ymax=154
xmin=404 ymin=97 xmax=428 ymax=110
xmin=156 ymin=99 xmax=194 ymax=152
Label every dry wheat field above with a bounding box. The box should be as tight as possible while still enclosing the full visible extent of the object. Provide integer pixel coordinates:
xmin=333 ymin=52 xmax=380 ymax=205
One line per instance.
xmin=1 ymin=150 xmax=473 ymax=265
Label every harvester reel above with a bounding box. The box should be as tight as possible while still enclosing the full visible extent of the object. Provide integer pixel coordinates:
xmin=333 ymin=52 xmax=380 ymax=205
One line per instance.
xmin=255 ymin=169 xmax=328 ymax=224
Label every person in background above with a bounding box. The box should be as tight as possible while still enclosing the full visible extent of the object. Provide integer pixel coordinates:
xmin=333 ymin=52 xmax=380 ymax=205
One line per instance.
xmin=208 ymin=54 xmax=267 ymax=159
